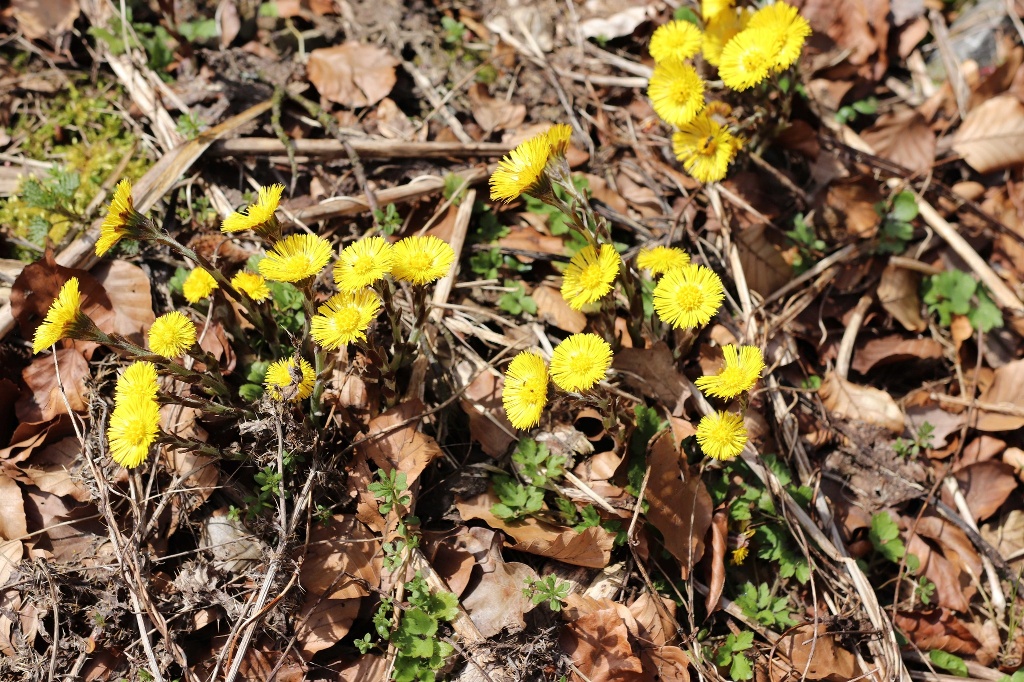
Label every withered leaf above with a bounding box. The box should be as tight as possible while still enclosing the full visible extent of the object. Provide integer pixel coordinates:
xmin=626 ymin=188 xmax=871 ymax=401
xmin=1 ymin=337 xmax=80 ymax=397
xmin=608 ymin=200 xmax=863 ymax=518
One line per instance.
xmin=307 ymin=43 xmax=399 ymax=108
xmin=356 ymin=398 xmax=443 ymax=486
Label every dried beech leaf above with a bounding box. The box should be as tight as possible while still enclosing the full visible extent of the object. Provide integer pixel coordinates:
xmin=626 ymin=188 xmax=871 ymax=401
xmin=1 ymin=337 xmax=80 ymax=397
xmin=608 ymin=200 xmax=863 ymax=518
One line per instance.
xmin=459 ymin=367 xmax=515 ymax=458
xmin=893 ymin=609 xmax=982 ymax=654
xmin=17 ymin=349 xmax=91 ymax=424
xmin=952 ymin=461 xmax=1017 ymax=522
xmin=628 ymin=593 xmax=676 ymax=647
xmin=456 ymin=491 xmax=614 ymax=568
xmin=734 ymin=225 xmax=791 ymax=296
xmin=852 ymin=335 xmax=943 ymax=374
xmin=558 ymin=608 xmax=645 ymax=681
xmin=822 ymin=177 xmax=883 ymax=238
xmin=469 ymin=83 xmax=526 ymax=133
xmin=298 ymin=515 xmax=380 ymax=600
xmin=356 ymin=398 xmax=443 ymax=485
xmin=92 ymin=260 xmax=155 ymax=345
xmin=10 ymin=437 xmax=89 ymax=502
xmin=861 ymin=107 xmax=936 ymax=173
xmin=953 ymin=95 xmax=1024 ymax=173
xmin=458 ymin=527 xmax=538 ymax=637
xmin=0 ymin=473 xmax=28 ymax=542
xmin=819 ymin=372 xmax=904 ymax=433
xmin=533 ymin=285 xmax=587 ymax=333
xmin=772 ymin=623 xmax=858 ymax=681
xmin=641 ymin=646 xmax=690 ymax=682
xmin=975 ymin=358 xmax=1024 ymax=431
xmin=307 ymin=43 xmax=399 ymax=108
xmin=296 ymin=598 xmax=362 ymax=660
xmin=10 ymin=0 xmax=79 ymax=42
xmin=614 ymin=343 xmax=690 ymax=415
xmin=704 ymin=511 xmax=728 ymax=614
xmin=645 ymin=432 xmax=713 ymax=579
xmin=878 ymin=264 xmax=926 ymax=332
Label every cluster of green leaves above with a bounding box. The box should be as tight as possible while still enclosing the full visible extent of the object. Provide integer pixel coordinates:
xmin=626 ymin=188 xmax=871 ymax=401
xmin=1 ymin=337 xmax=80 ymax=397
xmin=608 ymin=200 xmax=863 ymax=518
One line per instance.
xmin=238 ymin=361 xmax=270 ymax=401
xmin=893 ymin=421 xmax=934 ymax=458
xmin=374 ymin=203 xmax=403 ymax=236
xmin=785 ymin=213 xmax=826 ymax=274
xmin=369 ymin=470 xmax=421 ymax=571
xmin=998 ymin=671 xmax=1024 ymax=682
xmin=241 ymin=452 xmax=301 ymax=519
xmin=929 ymin=649 xmax=968 ymax=677
xmin=497 ymin=280 xmax=537 ymax=316
xmin=88 ymin=8 xmax=175 ymax=76
xmin=710 ymin=631 xmax=755 ymax=681
xmin=522 ymin=175 xmax=594 ymax=254
xmin=19 ymin=169 xmax=83 ymax=245
xmin=524 ymin=575 xmax=571 ymax=611
xmin=868 ymin=513 xmax=934 ymax=605
xmin=734 ymin=582 xmax=796 ymax=629
xmin=469 ymin=248 xmax=529 ymax=281
xmin=357 ymin=574 xmax=459 ymax=682
xmin=835 ymin=96 xmax=879 ymax=125
xmin=923 ymin=269 xmax=1003 ymax=333
xmin=874 ymin=190 xmax=918 ymax=254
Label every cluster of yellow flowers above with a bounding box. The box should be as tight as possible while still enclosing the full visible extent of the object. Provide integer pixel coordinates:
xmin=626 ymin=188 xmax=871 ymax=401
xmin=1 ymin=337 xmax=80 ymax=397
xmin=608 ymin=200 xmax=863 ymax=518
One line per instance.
xmin=647 ymin=0 xmax=810 ymax=183
xmin=107 ymin=361 xmax=160 ymax=468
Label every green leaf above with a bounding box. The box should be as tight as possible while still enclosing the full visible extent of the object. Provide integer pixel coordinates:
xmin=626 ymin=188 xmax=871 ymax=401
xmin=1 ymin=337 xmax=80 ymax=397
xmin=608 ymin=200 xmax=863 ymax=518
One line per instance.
xmin=730 ymin=653 xmax=754 ymax=681
xmin=731 ymin=631 xmax=754 ymax=651
xmin=968 ymin=287 xmax=1003 ymax=333
xmin=673 ymin=6 xmax=700 ymax=24
xmin=869 ymin=512 xmax=906 ymax=562
xmin=400 ymin=609 xmax=437 ymax=637
xmin=890 ymin=191 xmax=919 ymax=222
xmin=627 ymin=405 xmax=663 ymax=495
xmin=929 ymin=650 xmax=968 ymax=677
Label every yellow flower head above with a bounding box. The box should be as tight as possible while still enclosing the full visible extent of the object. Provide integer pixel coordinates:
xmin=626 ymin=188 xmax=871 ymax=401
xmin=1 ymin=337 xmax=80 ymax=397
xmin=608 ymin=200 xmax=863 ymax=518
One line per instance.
xmin=264 ymin=356 xmax=316 ymax=401
xmin=147 ymin=312 xmax=196 ymax=358
xmin=718 ymin=28 xmax=775 ymax=91
xmin=222 ymin=184 xmax=285 ymax=233
xmin=107 ymin=396 xmax=161 ymax=468
xmin=549 ymin=333 xmax=612 ymax=393
xmin=96 ymin=179 xmax=146 ymax=256
xmin=653 ymin=264 xmax=725 ymax=329
xmin=731 ymin=545 xmax=749 ymax=565
xmin=391 ymin=235 xmax=456 ymax=285
xmin=702 ymin=0 xmax=735 ymax=21
xmin=230 ymin=271 xmax=271 ymax=302
xmin=310 ymin=289 xmax=381 ymax=351
xmin=672 ymin=114 xmax=740 ymax=184
xmin=560 ymin=244 xmax=619 ymax=310
xmin=747 ymin=1 xmax=811 ymax=70
xmin=502 ymin=350 xmax=549 ymax=430
xmin=33 ymin=277 xmax=85 ymax=353
xmin=649 ymin=20 xmax=703 ymax=63
xmin=334 ymin=236 xmax=394 ymax=291
xmin=546 ymin=123 xmax=573 ymax=157
xmin=702 ymin=7 xmax=750 ymax=66
xmin=489 ymin=131 xmax=552 ymax=203
xmin=115 ymin=361 xmax=159 ymax=405
xmin=647 ymin=61 xmax=706 ymax=128
xmin=694 ymin=344 xmax=765 ymax=399
xmin=259 ymin=234 xmax=333 ymax=283
xmin=696 ymin=410 xmax=747 ymax=460
xmin=637 ymin=246 xmax=690 ymax=275
xmin=182 ymin=267 xmax=219 ymax=304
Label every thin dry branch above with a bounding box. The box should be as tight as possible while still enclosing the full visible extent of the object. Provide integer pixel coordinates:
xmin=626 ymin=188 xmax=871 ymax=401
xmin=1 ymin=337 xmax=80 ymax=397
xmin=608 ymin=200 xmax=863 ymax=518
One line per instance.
xmin=209 ymin=138 xmax=512 ymax=159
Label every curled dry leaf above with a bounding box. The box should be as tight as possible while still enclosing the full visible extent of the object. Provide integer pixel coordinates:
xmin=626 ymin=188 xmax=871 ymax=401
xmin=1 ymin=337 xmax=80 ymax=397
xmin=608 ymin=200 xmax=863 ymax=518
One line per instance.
xmin=468 ymin=83 xmax=526 ymax=133
xmin=892 ymin=608 xmax=983 ymax=654
xmin=644 ymin=432 xmax=713 ymax=580
xmin=627 ymin=592 xmax=677 ymax=648
xmin=533 ymin=284 xmax=587 ymax=333
xmin=952 ymin=95 xmax=1024 ymax=173
xmin=456 ymin=491 xmax=614 ymax=568
xmin=974 ymin=358 xmax=1024 ymax=431
xmin=17 ymin=348 xmax=91 ymax=424
xmin=860 ymin=107 xmax=936 ymax=173
xmin=458 ymin=364 xmax=516 ymax=458
xmin=92 ymin=260 xmax=156 ymax=346
xmin=981 ymin=509 xmax=1024 ymax=567
xmin=8 ymin=436 xmax=89 ymax=502
xmin=878 ymin=263 xmax=926 ymax=332
xmin=613 ymin=343 xmax=690 ymax=416
xmin=9 ymin=0 xmax=79 ymax=42
xmin=24 ymin=485 xmax=111 ymax=565
xmin=641 ymin=646 xmax=690 ymax=682
xmin=704 ymin=510 xmax=728 ymax=614
xmin=355 ymin=398 xmax=443 ymax=486
xmin=735 ymin=225 xmax=792 ymax=297
xmin=770 ymin=623 xmax=858 ymax=681
xmin=307 ymin=43 xmax=399 ymax=108
xmin=558 ymin=608 xmax=645 ymax=682
xmin=950 ymin=461 xmax=1018 ymax=522
xmin=0 ymin=473 xmax=28 ymax=546
xmin=820 ymin=177 xmax=883 ymax=239
xmin=904 ymin=515 xmax=980 ymax=612
xmin=819 ymin=372 xmax=905 ymax=433
xmin=456 ymin=526 xmax=538 ymax=637
xmin=852 ymin=335 xmax=944 ymax=374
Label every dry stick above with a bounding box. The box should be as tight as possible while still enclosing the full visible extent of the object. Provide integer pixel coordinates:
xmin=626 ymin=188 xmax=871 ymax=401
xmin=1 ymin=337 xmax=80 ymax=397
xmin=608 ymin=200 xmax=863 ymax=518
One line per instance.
xmin=834 ymin=295 xmax=874 ymax=380
xmin=430 ymin=189 xmax=476 ymax=323
xmin=402 ymin=59 xmax=473 ymax=144
xmin=763 ymin=243 xmax=860 ymax=306
xmin=915 ymin=198 xmax=1024 ymax=315
xmin=942 ymin=477 xmax=1007 ymax=620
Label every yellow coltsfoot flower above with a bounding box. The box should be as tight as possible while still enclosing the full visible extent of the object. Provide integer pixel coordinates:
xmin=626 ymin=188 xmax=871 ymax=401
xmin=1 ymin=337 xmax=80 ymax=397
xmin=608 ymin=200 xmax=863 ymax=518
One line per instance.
xmin=546 ymin=123 xmax=573 ymax=157
xmin=549 ymin=333 xmax=612 ymax=393
xmin=718 ymin=28 xmax=776 ymax=91
xmin=653 ymin=264 xmax=724 ymax=329
xmin=649 ymin=20 xmax=703 ymax=63
xmin=96 ymin=179 xmax=149 ymax=256
xmin=502 ymin=350 xmax=549 ymax=430
xmin=696 ymin=410 xmax=747 ymax=460
xmin=182 ymin=267 xmax=219 ymax=304
xmin=647 ymin=60 xmax=706 ymax=128
xmin=107 ymin=396 xmax=161 ymax=468
xmin=636 ymin=246 xmax=690 ymax=275
xmin=222 ymin=184 xmax=284 ymax=234
xmin=489 ymin=131 xmax=553 ymax=203
xmin=259 ymin=234 xmax=333 ymax=283
xmin=310 ymin=289 xmax=381 ymax=350
xmin=32 ymin=277 xmax=86 ymax=353
xmin=390 ymin=235 xmax=456 ymax=285
xmin=560 ymin=244 xmax=619 ymax=310
xmin=694 ymin=344 xmax=765 ymax=399
xmin=264 ymin=356 xmax=316 ymax=401
xmin=747 ymin=1 xmax=811 ymax=71
xmin=230 ymin=271 xmax=272 ymax=302
xmin=148 ymin=312 xmax=197 ymax=358
xmin=672 ymin=114 xmax=740 ymax=184
xmin=115 ymin=361 xmax=159 ymax=405
xmin=334 ymin=236 xmax=394 ymax=291
xmin=702 ymin=0 xmax=735 ymax=21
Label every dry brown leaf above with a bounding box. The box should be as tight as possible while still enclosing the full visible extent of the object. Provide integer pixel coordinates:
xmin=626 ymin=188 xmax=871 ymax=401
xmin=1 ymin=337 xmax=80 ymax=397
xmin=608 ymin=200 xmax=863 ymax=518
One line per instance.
xmin=307 ymin=43 xmax=399 ymax=108
xmin=337 ymin=654 xmax=388 ymax=681
xmin=559 ymin=608 xmax=645 ymax=682
xmin=892 ymin=609 xmax=982 ymax=654
xmin=356 ymin=398 xmax=443 ymax=485
xmin=92 ymin=260 xmax=155 ymax=346
xmin=734 ymin=225 xmax=791 ymax=296
xmin=458 ymin=526 xmax=538 ymax=637
xmin=423 ymin=528 xmax=479 ymax=598
xmin=533 ymin=285 xmax=587 ymax=333
xmin=953 ymin=94 xmax=1024 ymax=173
xmin=821 ymin=177 xmax=883 ymax=239
xmin=628 ymin=593 xmax=676 ymax=647
xmin=296 ymin=598 xmax=362 ymax=660
xmin=704 ymin=510 xmax=728 ymax=614
xmin=24 ymin=485 xmax=110 ymax=564
xmin=771 ymin=623 xmax=858 ymax=681
xmin=613 ymin=343 xmax=690 ymax=416
xmin=459 ymin=366 xmax=515 ymax=458
xmin=10 ymin=0 xmax=79 ymax=42
xmin=468 ymin=83 xmax=526 ymax=133
xmin=974 ymin=358 xmax=1024 ymax=431
xmin=498 ymin=224 xmax=565 ymax=256
xmin=456 ymin=491 xmax=614 ymax=567
xmin=861 ymin=107 xmax=936 ymax=173
xmin=8 ymin=437 xmax=89 ymax=502
xmin=904 ymin=516 xmax=976 ymax=612
xmin=0 ymin=473 xmax=27 ymax=544
xmin=819 ymin=372 xmax=904 ymax=433
xmin=800 ymin=0 xmax=889 ymax=79
xmin=645 ymin=432 xmax=713 ymax=579
xmin=17 ymin=349 xmax=91 ymax=424
xmin=878 ymin=264 xmax=926 ymax=332
xmin=981 ymin=509 xmax=1024 ymax=566
xmin=951 ymin=461 xmax=1017 ymax=522
xmin=641 ymin=646 xmax=690 ymax=682
xmin=852 ymin=335 xmax=943 ymax=374
xmin=0 ymin=414 xmax=74 ymax=464
xmin=159 ymin=404 xmax=219 ymax=509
